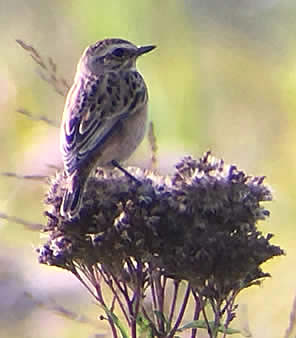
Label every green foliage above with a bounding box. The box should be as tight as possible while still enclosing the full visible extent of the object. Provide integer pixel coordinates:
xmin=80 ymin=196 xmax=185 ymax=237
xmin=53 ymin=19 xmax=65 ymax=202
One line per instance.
xmin=179 ymin=320 xmax=241 ymax=335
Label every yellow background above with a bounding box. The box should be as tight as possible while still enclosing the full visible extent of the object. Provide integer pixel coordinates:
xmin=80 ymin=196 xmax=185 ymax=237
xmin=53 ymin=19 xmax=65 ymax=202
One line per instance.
xmin=0 ymin=1 xmax=295 ymax=337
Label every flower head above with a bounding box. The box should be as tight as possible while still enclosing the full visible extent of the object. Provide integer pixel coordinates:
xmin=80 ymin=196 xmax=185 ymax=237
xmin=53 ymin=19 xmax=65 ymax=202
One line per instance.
xmin=38 ymin=152 xmax=283 ymax=298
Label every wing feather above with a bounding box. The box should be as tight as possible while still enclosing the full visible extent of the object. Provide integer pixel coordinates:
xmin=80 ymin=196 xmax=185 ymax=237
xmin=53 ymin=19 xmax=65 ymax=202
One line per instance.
xmin=60 ymin=74 xmax=127 ymax=175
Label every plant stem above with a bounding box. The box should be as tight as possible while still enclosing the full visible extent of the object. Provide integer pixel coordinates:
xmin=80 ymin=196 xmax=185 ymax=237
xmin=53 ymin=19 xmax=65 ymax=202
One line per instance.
xmin=191 ymin=290 xmax=201 ymax=338
xmin=168 ymin=280 xmax=180 ymax=325
xmin=168 ymin=283 xmax=191 ymax=338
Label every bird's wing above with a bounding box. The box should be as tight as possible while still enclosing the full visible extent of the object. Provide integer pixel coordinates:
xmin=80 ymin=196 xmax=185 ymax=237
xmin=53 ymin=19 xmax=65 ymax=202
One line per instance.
xmin=60 ymin=74 xmax=128 ymax=175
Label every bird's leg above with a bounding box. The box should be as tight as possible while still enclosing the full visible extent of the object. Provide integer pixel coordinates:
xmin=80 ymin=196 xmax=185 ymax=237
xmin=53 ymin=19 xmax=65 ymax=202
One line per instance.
xmin=111 ymin=160 xmax=141 ymax=185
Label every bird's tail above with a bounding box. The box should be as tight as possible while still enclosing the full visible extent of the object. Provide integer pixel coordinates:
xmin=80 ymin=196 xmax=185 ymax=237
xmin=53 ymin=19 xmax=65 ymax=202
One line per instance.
xmin=60 ymin=171 xmax=85 ymax=219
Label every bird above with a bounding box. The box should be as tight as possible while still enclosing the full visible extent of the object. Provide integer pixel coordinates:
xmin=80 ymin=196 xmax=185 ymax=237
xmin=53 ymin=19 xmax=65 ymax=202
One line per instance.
xmin=60 ymin=38 xmax=156 ymax=219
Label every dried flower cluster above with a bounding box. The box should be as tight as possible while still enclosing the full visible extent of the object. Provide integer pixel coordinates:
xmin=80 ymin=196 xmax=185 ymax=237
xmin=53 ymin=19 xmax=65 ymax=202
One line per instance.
xmin=38 ymin=152 xmax=283 ymax=337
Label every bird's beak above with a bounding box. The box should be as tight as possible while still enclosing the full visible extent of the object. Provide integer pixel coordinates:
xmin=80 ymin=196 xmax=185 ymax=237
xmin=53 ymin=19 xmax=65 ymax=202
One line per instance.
xmin=136 ymin=45 xmax=156 ymax=56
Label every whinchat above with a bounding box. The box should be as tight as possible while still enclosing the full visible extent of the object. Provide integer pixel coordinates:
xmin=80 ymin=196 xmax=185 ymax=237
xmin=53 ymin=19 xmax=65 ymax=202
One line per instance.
xmin=60 ymin=38 xmax=156 ymax=219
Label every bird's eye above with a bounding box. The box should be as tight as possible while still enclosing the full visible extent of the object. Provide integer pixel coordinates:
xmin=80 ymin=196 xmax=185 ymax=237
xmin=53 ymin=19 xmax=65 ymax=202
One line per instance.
xmin=112 ymin=48 xmax=125 ymax=57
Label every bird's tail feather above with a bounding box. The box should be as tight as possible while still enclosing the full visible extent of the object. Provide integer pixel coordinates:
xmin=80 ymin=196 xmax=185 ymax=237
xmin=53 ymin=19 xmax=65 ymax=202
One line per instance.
xmin=60 ymin=171 xmax=84 ymax=219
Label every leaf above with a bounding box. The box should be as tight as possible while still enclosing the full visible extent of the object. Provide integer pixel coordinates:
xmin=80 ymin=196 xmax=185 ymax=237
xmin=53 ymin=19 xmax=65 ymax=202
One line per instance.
xmin=99 ymin=305 xmax=130 ymax=338
xmin=179 ymin=320 xmax=241 ymax=335
xmin=153 ymin=310 xmax=171 ymax=332
xmin=136 ymin=313 xmax=154 ymax=337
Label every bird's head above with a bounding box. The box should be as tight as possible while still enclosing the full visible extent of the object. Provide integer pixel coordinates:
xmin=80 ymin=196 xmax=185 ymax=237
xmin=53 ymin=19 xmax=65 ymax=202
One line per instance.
xmin=79 ymin=38 xmax=156 ymax=76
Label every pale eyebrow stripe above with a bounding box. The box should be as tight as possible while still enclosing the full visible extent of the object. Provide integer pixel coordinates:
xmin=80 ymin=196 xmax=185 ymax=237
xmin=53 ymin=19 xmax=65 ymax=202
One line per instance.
xmin=105 ymin=43 xmax=134 ymax=54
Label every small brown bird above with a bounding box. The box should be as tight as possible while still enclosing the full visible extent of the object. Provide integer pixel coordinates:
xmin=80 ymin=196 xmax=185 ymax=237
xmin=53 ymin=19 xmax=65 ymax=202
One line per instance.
xmin=60 ymin=38 xmax=156 ymax=219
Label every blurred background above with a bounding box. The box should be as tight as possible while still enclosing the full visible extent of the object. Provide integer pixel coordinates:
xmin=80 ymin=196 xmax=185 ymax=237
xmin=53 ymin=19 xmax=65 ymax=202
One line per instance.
xmin=0 ymin=0 xmax=295 ymax=337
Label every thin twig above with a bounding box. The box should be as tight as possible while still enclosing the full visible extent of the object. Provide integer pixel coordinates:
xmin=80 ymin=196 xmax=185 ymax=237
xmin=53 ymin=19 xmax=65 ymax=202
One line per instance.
xmin=119 ymin=259 xmax=138 ymax=337
xmin=168 ymin=282 xmax=191 ymax=338
xmin=168 ymin=280 xmax=180 ymax=324
xmin=142 ymin=306 xmax=159 ymax=336
xmin=110 ymin=295 xmax=116 ymax=313
xmin=46 ymin=163 xmax=61 ymax=170
xmin=16 ymin=39 xmax=70 ymax=97
xmin=154 ymin=274 xmax=165 ymax=333
xmin=148 ymin=121 xmax=158 ymax=171
xmin=74 ymin=260 xmax=119 ymax=338
xmin=220 ymin=289 xmax=236 ymax=316
xmin=0 ymin=212 xmax=42 ymax=231
xmin=71 ymin=266 xmax=99 ymax=301
xmin=191 ymin=290 xmax=201 ymax=338
xmin=222 ymin=291 xmax=238 ymax=338
xmin=17 ymin=108 xmax=59 ymax=127
xmin=209 ymin=297 xmax=220 ymax=329
xmin=195 ymin=288 xmax=212 ymax=338
xmin=37 ymin=70 xmax=69 ymax=97
xmin=24 ymin=291 xmax=100 ymax=327
xmin=149 ymin=265 xmax=162 ymax=333
xmin=16 ymin=39 xmax=46 ymax=68
xmin=2 ymin=171 xmax=48 ymax=181
xmin=132 ymin=259 xmax=145 ymax=338
xmin=85 ymin=265 xmax=119 ymax=338
xmin=98 ymin=265 xmax=130 ymax=325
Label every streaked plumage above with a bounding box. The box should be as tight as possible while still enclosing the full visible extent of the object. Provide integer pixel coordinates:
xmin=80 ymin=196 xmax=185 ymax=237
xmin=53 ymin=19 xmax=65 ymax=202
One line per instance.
xmin=60 ymin=38 xmax=155 ymax=219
